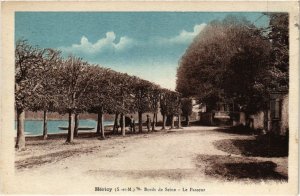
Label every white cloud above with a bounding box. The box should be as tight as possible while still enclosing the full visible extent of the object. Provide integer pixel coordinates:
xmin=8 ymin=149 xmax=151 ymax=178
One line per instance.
xmin=60 ymin=31 xmax=134 ymax=55
xmin=60 ymin=23 xmax=207 ymax=57
xmin=157 ymin=23 xmax=207 ymax=45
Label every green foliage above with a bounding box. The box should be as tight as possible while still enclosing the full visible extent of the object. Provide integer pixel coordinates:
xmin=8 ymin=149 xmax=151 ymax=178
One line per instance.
xmin=265 ymin=13 xmax=289 ymax=90
xmin=133 ymin=78 xmax=161 ymax=114
xmin=181 ymin=98 xmax=193 ymax=116
xmin=55 ymin=56 xmax=97 ymax=113
xmin=176 ymin=15 xmax=277 ymax=114
xmin=89 ymin=68 xmax=136 ymax=115
xmin=15 ymin=39 xmax=182 ymax=145
xmin=148 ymin=87 xmax=161 ymax=113
xmin=15 ymin=40 xmax=180 ymax=121
xmin=15 ymin=40 xmax=46 ymax=110
xmin=160 ymin=89 xmax=181 ymax=116
xmin=29 ymin=49 xmax=63 ymax=112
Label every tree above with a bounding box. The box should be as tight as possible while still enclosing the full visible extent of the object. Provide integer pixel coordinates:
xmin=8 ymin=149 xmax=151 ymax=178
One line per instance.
xmin=133 ymin=78 xmax=159 ymax=133
xmin=15 ymin=40 xmax=46 ymax=150
xmin=104 ymin=71 xmax=136 ymax=136
xmin=57 ymin=56 xmax=97 ymax=143
xmin=257 ymin=13 xmax=289 ymax=132
xmin=181 ymin=98 xmax=193 ymax=126
xmin=89 ymin=67 xmax=124 ymax=139
xmin=259 ymin=13 xmax=289 ymax=92
xmin=167 ymin=92 xmax=181 ymax=129
xmin=29 ymin=49 xmax=62 ymax=139
xmin=177 ymin=16 xmax=271 ymax=118
xmin=159 ymin=89 xmax=168 ymax=130
xmin=268 ymin=13 xmax=288 ymax=74
xmin=149 ymin=87 xmax=161 ymax=131
xmin=88 ymin=66 xmax=107 ymax=138
xmin=160 ymin=89 xmax=181 ymax=130
xmin=15 ymin=41 xmax=167 ymax=142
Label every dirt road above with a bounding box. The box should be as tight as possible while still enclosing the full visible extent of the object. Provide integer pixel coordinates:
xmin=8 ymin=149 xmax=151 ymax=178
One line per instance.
xmin=11 ymin=126 xmax=288 ymax=194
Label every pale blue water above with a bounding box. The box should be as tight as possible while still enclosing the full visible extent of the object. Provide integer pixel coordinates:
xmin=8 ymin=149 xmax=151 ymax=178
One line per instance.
xmin=14 ymin=120 xmax=114 ymax=136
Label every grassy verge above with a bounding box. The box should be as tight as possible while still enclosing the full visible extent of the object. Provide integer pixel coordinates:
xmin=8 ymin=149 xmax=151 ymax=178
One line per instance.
xmin=195 ymin=154 xmax=288 ymax=182
xmin=213 ymin=134 xmax=288 ymax=157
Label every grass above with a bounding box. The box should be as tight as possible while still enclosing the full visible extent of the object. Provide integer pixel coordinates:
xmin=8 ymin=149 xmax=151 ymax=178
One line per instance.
xmin=195 ymin=154 xmax=288 ymax=182
xmin=213 ymin=133 xmax=288 ymax=157
xmin=202 ymin=128 xmax=289 ymax=181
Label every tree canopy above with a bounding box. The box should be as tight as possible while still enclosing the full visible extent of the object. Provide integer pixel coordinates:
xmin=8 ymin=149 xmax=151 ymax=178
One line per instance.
xmin=15 ymin=39 xmax=182 ymax=148
xmin=176 ymin=15 xmax=288 ymax=114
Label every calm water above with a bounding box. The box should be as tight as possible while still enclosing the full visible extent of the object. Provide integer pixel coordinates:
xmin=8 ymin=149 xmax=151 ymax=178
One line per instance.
xmin=15 ymin=119 xmax=114 ymax=136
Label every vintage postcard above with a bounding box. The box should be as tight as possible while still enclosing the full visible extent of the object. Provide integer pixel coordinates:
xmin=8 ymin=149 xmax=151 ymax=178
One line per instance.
xmin=1 ymin=1 xmax=299 ymax=195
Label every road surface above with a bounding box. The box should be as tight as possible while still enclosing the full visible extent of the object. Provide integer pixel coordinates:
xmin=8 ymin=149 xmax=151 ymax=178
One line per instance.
xmin=11 ymin=126 xmax=287 ymax=194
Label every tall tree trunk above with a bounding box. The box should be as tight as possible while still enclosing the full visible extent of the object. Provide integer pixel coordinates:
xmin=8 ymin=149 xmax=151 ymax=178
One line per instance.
xmin=74 ymin=113 xmax=79 ymax=137
xmin=170 ymin=115 xmax=175 ymax=129
xmin=15 ymin=108 xmax=25 ymax=150
xmin=96 ymin=112 xmax=101 ymax=134
xmin=245 ymin=113 xmax=250 ymax=128
xmin=177 ymin=114 xmax=182 ymax=129
xmin=113 ymin=113 xmax=119 ymax=134
xmin=186 ymin=115 xmax=190 ymax=126
xmin=133 ymin=119 xmax=136 ymax=133
xmin=162 ymin=114 xmax=167 ymax=130
xmin=66 ymin=111 xmax=75 ymax=143
xmin=152 ymin=113 xmax=157 ymax=131
xmin=121 ymin=113 xmax=125 ymax=136
xmin=100 ymin=108 xmax=105 ymax=139
xmin=43 ymin=110 xmax=48 ymax=140
xmin=138 ymin=112 xmax=143 ymax=133
xmin=263 ymin=109 xmax=269 ymax=134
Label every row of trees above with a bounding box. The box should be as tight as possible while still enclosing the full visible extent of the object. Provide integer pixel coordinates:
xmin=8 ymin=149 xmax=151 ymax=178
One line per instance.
xmin=176 ymin=14 xmax=288 ymax=125
xmin=15 ymin=40 xmax=187 ymax=150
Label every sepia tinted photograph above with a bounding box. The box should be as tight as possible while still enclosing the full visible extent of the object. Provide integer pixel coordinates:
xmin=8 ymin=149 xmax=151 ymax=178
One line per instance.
xmin=1 ymin=1 xmax=299 ymax=195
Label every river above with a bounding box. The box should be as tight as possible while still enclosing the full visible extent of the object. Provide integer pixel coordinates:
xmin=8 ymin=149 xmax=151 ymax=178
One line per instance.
xmin=14 ymin=119 xmax=114 ymax=136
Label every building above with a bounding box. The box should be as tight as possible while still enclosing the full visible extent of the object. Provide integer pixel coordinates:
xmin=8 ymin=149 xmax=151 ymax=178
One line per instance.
xmin=250 ymin=91 xmax=288 ymax=135
xmin=198 ymin=91 xmax=289 ymax=136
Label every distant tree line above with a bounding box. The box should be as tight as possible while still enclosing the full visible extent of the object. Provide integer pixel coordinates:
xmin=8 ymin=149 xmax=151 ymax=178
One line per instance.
xmin=15 ymin=41 xmax=187 ymax=150
xmin=176 ymin=14 xmax=288 ymax=127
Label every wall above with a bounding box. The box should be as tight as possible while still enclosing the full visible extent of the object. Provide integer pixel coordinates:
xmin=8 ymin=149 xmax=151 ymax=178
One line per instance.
xmin=250 ymin=111 xmax=264 ymax=130
xmin=239 ymin=112 xmax=246 ymax=126
xmin=280 ymin=95 xmax=289 ymax=135
xmin=249 ymin=94 xmax=288 ymax=135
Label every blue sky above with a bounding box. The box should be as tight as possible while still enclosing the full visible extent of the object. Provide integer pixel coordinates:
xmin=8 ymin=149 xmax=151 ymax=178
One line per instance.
xmin=15 ymin=12 xmax=269 ymax=90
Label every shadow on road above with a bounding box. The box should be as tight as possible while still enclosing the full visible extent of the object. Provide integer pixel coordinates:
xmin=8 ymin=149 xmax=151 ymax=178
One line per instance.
xmin=16 ymin=146 xmax=98 ymax=170
xmin=213 ymin=135 xmax=288 ymax=157
xmin=195 ymin=154 xmax=288 ymax=181
xmin=86 ymin=168 xmax=199 ymax=181
xmin=213 ymin=126 xmax=254 ymax=135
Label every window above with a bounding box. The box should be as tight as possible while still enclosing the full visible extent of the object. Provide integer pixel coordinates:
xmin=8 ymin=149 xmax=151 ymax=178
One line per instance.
xmin=270 ymin=99 xmax=281 ymax=119
xmin=274 ymin=99 xmax=280 ymax=119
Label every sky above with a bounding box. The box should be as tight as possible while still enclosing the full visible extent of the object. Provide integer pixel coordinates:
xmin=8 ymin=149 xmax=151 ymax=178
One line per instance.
xmin=15 ymin=12 xmax=269 ymax=90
